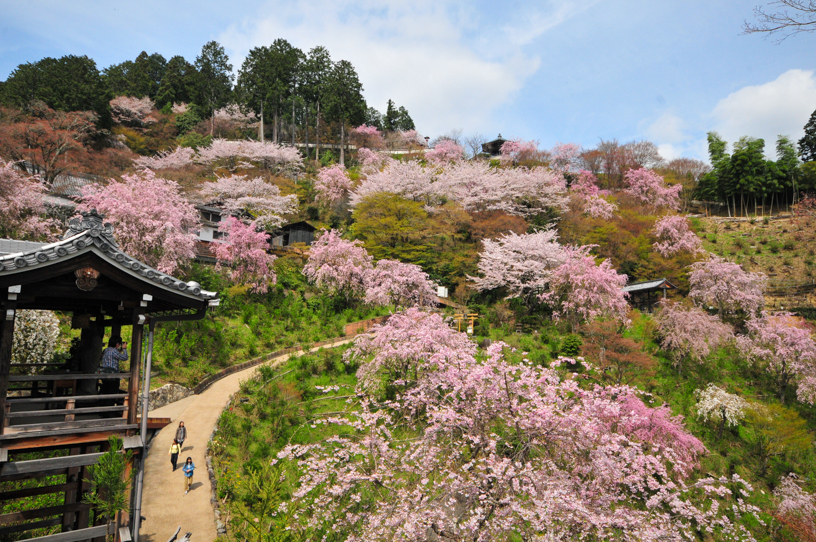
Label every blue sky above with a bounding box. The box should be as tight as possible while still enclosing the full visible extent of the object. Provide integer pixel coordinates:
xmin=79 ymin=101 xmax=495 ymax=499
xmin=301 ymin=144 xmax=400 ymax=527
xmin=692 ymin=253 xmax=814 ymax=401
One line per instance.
xmin=2 ymin=0 xmax=814 ymax=161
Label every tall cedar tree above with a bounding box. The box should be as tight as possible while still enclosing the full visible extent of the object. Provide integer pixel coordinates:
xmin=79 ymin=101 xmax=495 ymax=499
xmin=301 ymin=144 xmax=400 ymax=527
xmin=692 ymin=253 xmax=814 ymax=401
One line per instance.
xmin=324 ymin=60 xmax=366 ymax=166
xmin=155 ymin=55 xmax=198 ymax=109
xmin=195 ymin=41 xmax=233 ymax=135
xmin=3 ymin=55 xmax=112 ymax=127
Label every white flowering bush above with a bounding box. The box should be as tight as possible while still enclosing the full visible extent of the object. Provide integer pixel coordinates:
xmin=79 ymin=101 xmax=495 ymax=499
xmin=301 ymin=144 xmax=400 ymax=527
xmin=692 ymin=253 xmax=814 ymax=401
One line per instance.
xmin=12 ymin=310 xmax=61 ymax=369
xmin=694 ymin=383 xmax=748 ymax=439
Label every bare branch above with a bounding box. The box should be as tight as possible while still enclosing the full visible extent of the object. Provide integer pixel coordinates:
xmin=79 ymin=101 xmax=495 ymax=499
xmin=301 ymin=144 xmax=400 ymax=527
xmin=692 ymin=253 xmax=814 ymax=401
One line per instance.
xmin=743 ymin=1 xmax=816 ymax=42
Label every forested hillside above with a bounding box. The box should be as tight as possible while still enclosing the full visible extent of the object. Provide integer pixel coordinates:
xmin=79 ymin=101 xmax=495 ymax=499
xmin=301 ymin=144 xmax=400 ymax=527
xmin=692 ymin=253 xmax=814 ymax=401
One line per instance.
xmin=2 ymin=38 xmax=816 ymax=542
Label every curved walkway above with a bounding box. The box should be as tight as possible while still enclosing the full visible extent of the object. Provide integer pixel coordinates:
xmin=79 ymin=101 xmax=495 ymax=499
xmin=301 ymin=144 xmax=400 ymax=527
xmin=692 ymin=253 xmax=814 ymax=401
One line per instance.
xmin=138 ymin=338 xmax=355 ymax=542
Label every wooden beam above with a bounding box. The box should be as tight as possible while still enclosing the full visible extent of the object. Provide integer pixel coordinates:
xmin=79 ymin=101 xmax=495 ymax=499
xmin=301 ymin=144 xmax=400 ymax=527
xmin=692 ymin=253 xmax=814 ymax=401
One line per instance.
xmin=0 ymin=517 xmax=62 ymax=537
xmin=0 ymin=451 xmax=106 ymax=476
xmin=6 ymin=394 xmax=128 ymax=405
xmin=8 ymin=373 xmax=130 ymax=382
xmin=4 ymin=418 xmax=129 ymax=435
xmin=0 ymin=427 xmax=138 ymax=449
xmin=0 ymin=423 xmax=138 ymax=443
xmin=0 ymin=482 xmax=75 ymax=501
xmin=134 ymin=417 xmax=171 ymax=430
xmin=6 ymin=405 xmax=127 ymax=418
xmin=3 ymin=524 xmax=108 ymax=542
xmin=0 ymin=502 xmax=92 ymax=525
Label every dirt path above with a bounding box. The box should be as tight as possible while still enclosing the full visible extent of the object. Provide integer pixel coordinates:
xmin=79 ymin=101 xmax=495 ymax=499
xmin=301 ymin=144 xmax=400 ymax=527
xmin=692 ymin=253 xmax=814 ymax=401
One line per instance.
xmin=138 ymin=338 xmax=355 ymax=542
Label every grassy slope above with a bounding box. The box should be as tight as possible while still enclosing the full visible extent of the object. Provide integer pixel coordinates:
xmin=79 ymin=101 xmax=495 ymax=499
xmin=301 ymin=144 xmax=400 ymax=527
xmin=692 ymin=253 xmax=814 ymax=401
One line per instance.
xmin=211 ymin=310 xmax=816 ymax=541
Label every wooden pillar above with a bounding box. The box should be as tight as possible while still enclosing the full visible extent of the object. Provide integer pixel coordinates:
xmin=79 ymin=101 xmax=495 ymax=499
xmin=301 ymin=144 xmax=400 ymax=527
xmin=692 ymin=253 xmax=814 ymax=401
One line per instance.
xmin=127 ymin=324 xmax=144 ymax=426
xmin=62 ymin=446 xmax=82 ymax=531
xmin=0 ymin=286 xmax=19 ymax=433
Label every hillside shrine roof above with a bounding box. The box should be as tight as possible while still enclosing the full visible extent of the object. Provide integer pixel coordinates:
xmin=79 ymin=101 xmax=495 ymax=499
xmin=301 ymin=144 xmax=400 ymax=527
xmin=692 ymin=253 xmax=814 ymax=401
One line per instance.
xmin=0 ymin=210 xmax=218 ymax=316
xmin=622 ymin=278 xmax=677 ymax=293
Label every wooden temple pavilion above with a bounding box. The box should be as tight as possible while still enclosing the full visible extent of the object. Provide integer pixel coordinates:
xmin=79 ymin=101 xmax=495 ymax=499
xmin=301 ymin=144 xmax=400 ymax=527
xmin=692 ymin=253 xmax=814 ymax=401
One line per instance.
xmin=0 ymin=210 xmax=218 ymax=542
xmin=622 ymin=277 xmax=677 ymax=313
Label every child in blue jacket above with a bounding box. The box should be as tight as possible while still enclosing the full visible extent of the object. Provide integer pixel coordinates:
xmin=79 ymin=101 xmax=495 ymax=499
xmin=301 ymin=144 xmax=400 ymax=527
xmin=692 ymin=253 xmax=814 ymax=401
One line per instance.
xmin=182 ymin=457 xmax=195 ymax=494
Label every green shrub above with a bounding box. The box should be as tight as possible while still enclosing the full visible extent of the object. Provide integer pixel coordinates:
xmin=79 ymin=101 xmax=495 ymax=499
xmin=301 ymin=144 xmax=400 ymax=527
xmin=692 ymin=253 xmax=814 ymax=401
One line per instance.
xmin=560 ymin=334 xmax=583 ymax=357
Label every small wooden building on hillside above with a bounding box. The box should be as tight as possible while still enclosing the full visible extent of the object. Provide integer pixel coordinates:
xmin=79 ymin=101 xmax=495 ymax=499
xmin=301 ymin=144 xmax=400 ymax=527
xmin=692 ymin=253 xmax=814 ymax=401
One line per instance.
xmin=622 ymin=278 xmax=677 ymax=312
xmin=269 ymin=221 xmax=317 ymax=248
xmin=0 ymin=210 xmax=218 ymax=542
xmin=481 ymin=134 xmax=508 ymax=157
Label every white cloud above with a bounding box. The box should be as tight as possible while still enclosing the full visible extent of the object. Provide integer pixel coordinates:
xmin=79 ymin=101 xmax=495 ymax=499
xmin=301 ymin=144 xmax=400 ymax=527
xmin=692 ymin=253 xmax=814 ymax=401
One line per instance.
xmin=645 ymin=112 xmax=686 ymax=144
xmin=711 ymin=69 xmax=816 ymax=152
xmin=639 ymin=70 xmax=816 ymax=162
xmin=217 ymin=0 xmax=576 ymax=137
xmin=501 ymin=0 xmax=604 ymax=46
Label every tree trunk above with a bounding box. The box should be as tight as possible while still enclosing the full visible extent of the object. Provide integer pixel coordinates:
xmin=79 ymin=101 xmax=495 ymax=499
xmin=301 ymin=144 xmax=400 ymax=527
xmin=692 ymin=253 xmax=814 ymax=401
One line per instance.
xmin=292 ymin=96 xmax=296 ymax=146
xmin=304 ymin=104 xmax=309 ymax=160
xmin=259 ymin=102 xmax=265 ymax=143
xmin=339 ymin=122 xmax=345 ymax=166
xmin=718 ymin=411 xmax=725 ymax=440
xmin=316 ymin=101 xmax=321 ymax=163
xmin=273 ymin=108 xmax=279 ymax=143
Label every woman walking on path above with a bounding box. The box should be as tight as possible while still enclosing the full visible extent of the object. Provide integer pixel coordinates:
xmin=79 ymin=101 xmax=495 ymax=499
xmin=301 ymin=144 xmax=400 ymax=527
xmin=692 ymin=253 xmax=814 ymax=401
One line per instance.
xmin=182 ymin=457 xmax=195 ymax=494
xmin=169 ymin=439 xmax=181 ymax=471
xmin=175 ymin=421 xmax=187 ymax=450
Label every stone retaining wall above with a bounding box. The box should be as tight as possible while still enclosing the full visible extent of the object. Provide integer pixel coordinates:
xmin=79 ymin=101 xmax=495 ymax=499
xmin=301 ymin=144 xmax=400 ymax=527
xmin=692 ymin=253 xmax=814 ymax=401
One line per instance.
xmin=137 ymin=383 xmax=194 ymax=415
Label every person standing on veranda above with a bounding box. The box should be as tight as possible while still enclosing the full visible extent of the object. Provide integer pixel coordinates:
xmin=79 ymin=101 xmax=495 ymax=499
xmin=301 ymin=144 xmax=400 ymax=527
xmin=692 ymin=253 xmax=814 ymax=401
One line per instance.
xmin=99 ymin=336 xmax=128 ymax=394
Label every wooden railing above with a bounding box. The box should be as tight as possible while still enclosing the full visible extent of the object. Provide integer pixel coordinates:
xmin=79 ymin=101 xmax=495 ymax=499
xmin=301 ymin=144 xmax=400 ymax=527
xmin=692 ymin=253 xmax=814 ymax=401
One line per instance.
xmin=2 ymin=374 xmax=134 ymax=442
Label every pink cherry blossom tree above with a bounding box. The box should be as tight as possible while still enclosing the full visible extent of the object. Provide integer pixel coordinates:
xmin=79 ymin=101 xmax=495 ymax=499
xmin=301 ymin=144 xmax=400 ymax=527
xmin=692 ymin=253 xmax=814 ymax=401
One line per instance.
xmin=624 ymin=168 xmax=682 ymax=210
xmin=0 ymin=159 xmax=56 ymax=240
xmin=199 ymin=175 xmax=297 ymax=228
xmin=213 ymin=104 xmax=258 ymax=125
xmin=433 ymin=161 xmax=568 ymax=216
xmin=356 ymin=147 xmax=392 ymax=171
xmin=774 ymin=474 xmax=816 ymax=541
xmin=655 ymin=302 xmax=734 ymax=372
xmin=109 ymin=96 xmax=155 ymax=126
xmin=133 ymin=146 xmax=196 ymax=170
xmin=470 ymin=229 xmax=566 ymax=301
xmin=499 ymin=138 xmax=540 ymax=164
xmin=549 ymin=142 xmax=583 ymax=172
xmin=688 ymin=255 xmax=767 ymax=317
xmin=314 ymin=165 xmax=353 ymax=204
xmin=568 ymin=169 xmax=618 ymax=218
xmin=540 ymin=245 xmax=630 ymax=328
xmin=350 ymin=124 xmax=385 ymax=149
xmin=737 ymin=312 xmax=816 ymax=404
xmin=79 ymin=169 xmax=198 ymax=274
xmin=583 ymin=195 xmax=619 ymax=219
xmin=211 ymin=216 xmax=276 ymax=293
xmin=350 ymin=160 xmax=435 ymax=206
xmin=426 ymin=139 xmax=466 ymax=164
xmin=653 ymin=215 xmax=704 ymax=257
xmin=195 ymin=139 xmax=303 ymax=173
xmin=302 ymin=229 xmax=373 ymax=301
xmin=346 ymin=307 xmax=477 ymax=394
xmin=279 ymin=335 xmax=757 ymax=542
xmin=570 ymin=170 xmax=601 ymax=198
xmin=363 ymin=259 xmax=437 ymax=309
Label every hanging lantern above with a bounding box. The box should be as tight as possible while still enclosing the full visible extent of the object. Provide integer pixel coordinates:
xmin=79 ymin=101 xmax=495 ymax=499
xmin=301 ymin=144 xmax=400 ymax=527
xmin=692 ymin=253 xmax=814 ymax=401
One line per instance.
xmin=75 ymin=267 xmax=100 ymax=291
